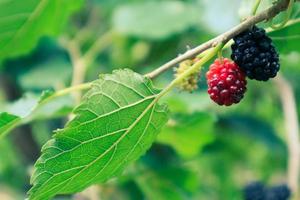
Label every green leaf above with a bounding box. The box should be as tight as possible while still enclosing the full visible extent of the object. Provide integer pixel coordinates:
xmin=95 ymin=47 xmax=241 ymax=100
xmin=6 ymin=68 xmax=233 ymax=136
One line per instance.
xmin=0 ymin=91 xmax=74 ymax=137
xmin=0 ymin=112 xmax=21 ymax=137
xmin=0 ymin=94 xmax=38 ymax=137
xmin=112 ymin=1 xmax=199 ymax=39
xmin=157 ymin=112 xmax=216 ymax=158
xmin=3 ymin=93 xmax=38 ymax=117
xmin=0 ymin=0 xmax=83 ymax=60
xmin=28 ymin=69 xmax=169 ymax=200
xmin=269 ymin=21 xmax=300 ymax=54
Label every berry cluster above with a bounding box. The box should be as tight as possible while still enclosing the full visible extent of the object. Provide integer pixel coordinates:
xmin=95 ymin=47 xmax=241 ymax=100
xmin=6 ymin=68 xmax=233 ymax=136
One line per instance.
xmin=175 ymin=59 xmax=200 ymax=93
xmin=205 ymin=26 xmax=280 ymax=106
xmin=175 ymin=26 xmax=279 ymax=106
xmin=243 ymin=182 xmax=290 ymax=200
xmin=231 ymin=26 xmax=280 ymax=81
xmin=206 ymin=58 xmax=247 ymax=106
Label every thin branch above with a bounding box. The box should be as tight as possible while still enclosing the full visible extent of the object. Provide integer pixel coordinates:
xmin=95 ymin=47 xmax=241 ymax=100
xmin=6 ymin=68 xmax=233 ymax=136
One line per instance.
xmin=60 ymin=37 xmax=87 ymax=104
xmin=145 ymin=0 xmax=293 ymax=79
xmin=274 ymin=74 xmax=300 ymax=198
xmin=83 ymin=31 xmax=113 ymax=67
xmin=60 ymin=31 xmax=113 ymax=104
xmin=73 ymin=7 xmax=101 ymax=45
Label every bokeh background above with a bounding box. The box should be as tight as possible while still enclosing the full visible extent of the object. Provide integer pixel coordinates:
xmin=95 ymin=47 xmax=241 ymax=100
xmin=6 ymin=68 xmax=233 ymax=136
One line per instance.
xmin=0 ymin=0 xmax=300 ymax=199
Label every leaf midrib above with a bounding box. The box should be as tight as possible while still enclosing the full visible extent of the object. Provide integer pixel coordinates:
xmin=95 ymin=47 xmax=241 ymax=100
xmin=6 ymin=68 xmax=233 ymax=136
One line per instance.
xmin=61 ymin=94 xmax=157 ymax=130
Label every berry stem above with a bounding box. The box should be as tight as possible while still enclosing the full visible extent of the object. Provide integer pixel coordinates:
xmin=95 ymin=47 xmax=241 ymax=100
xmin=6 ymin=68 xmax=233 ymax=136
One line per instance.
xmin=218 ymin=50 xmax=224 ymax=64
xmin=251 ymin=0 xmax=262 ymax=16
xmin=157 ymin=43 xmax=225 ymax=99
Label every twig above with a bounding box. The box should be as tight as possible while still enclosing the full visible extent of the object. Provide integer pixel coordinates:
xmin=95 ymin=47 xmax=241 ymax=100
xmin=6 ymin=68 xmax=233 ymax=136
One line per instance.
xmin=145 ymin=0 xmax=293 ymax=79
xmin=83 ymin=31 xmax=113 ymax=67
xmin=274 ymin=74 xmax=300 ymax=198
xmin=60 ymin=31 xmax=113 ymax=104
xmin=73 ymin=7 xmax=101 ymax=45
xmin=60 ymin=37 xmax=86 ymax=104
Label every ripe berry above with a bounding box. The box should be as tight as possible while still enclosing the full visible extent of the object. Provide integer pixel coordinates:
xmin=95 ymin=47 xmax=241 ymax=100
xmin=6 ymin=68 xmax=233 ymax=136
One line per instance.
xmin=206 ymin=58 xmax=247 ymax=106
xmin=231 ymin=26 xmax=280 ymax=81
xmin=243 ymin=182 xmax=266 ymax=200
xmin=265 ymin=184 xmax=290 ymax=200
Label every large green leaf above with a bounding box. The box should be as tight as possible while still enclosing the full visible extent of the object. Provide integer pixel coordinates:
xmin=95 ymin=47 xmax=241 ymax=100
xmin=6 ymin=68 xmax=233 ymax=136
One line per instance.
xmin=112 ymin=1 xmax=199 ymax=39
xmin=157 ymin=112 xmax=216 ymax=158
xmin=0 ymin=0 xmax=83 ymax=60
xmin=28 ymin=69 xmax=169 ymax=200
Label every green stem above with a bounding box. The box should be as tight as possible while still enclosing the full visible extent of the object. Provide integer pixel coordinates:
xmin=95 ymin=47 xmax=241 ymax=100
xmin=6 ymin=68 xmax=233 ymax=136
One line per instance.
xmin=218 ymin=50 xmax=223 ymax=64
xmin=23 ymin=82 xmax=93 ymax=123
xmin=83 ymin=31 xmax=114 ymax=67
xmin=270 ymin=0 xmax=295 ymax=29
xmin=0 ymin=82 xmax=92 ymax=138
xmin=252 ymin=0 xmax=262 ymax=15
xmin=44 ymin=83 xmax=92 ymax=105
xmin=158 ymin=43 xmax=225 ymax=99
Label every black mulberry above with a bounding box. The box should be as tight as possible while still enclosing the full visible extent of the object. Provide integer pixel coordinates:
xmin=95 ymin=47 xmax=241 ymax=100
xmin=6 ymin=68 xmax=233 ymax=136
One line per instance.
xmin=231 ymin=26 xmax=280 ymax=81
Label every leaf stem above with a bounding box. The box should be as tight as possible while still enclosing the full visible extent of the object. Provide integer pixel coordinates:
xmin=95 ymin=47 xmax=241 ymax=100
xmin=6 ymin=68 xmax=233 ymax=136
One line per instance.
xmin=23 ymin=82 xmax=92 ymax=123
xmin=42 ymin=82 xmax=93 ymax=105
xmin=252 ymin=0 xmax=262 ymax=15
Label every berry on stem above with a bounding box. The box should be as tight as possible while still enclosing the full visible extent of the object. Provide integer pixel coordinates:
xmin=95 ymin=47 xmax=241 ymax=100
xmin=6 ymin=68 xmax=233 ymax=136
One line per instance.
xmin=174 ymin=59 xmax=200 ymax=92
xmin=206 ymin=58 xmax=247 ymax=106
xmin=231 ymin=26 xmax=280 ymax=81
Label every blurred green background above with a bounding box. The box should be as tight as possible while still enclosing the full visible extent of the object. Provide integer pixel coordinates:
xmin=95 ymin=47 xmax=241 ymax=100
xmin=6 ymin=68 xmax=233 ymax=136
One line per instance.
xmin=0 ymin=0 xmax=299 ymax=199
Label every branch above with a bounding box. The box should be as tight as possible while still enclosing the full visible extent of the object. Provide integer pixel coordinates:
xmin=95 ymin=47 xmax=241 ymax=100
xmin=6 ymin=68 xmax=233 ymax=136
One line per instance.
xmin=60 ymin=37 xmax=86 ymax=104
xmin=145 ymin=0 xmax=293 ymax=79
xmin=274 ymin=74 xmax=300 ymax=198
xmin=83 ymin=31 xmax=113 ymax=67
xmin=60 ymin=31 xmax=113 ymax=104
